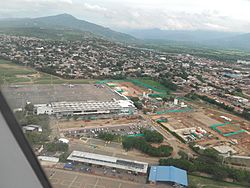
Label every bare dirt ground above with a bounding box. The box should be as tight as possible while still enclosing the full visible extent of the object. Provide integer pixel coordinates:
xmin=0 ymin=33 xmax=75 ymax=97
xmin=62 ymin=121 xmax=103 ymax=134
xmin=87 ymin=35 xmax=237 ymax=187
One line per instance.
xmin=114 ymin=82 xmax=147 ymax=97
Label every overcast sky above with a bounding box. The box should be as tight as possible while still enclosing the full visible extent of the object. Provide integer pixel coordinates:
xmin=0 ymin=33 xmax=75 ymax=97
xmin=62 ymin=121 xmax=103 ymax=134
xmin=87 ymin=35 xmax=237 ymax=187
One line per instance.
xmin=1 ymin=0 xmax=250 ymax=32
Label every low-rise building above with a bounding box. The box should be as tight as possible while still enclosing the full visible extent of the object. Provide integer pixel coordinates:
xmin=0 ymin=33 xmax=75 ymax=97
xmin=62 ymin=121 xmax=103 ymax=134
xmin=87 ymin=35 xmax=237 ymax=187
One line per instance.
xmin=67 ymin=150 xmax=148 ymax=174
xmin=22 ymin=124 xmax=42 ymax=133
xmin=149 ymin=166 xmax=188 ymax=187
xmin=35 ymin=100 xmax=136 ymax=117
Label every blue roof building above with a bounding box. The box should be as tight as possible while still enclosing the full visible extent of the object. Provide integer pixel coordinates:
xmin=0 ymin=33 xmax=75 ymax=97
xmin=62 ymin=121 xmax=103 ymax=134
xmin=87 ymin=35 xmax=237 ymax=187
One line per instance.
xmin=149 ymin=166 xmax=188 ymax=187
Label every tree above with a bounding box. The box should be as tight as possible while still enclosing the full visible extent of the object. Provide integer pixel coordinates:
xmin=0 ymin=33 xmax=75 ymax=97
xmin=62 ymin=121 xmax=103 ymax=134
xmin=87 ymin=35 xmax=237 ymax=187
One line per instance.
xmin=213 ymin=168 xmax=229 ymax=181
xmin=45 ymin=142 xmax=68 ymax=152
xmin=160 ymin=78 xmax=178 ymax=91
xmin=98 ymin=132 xmax=116 ymax=141
xmin=25 ymin=103 xmax=34 ymax=112
xmin=143 ymin=130 xmax=163 ymax=143
xmin=122 ymin=137 xmax=173 ymax=157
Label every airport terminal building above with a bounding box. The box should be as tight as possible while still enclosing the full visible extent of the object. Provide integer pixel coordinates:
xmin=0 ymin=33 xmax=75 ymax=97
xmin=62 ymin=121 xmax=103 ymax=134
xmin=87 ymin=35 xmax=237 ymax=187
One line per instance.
xmin=67 ymin=150 xmax=148 ymax=174
xmin=36 ymin=100 xmax=136 ymax=117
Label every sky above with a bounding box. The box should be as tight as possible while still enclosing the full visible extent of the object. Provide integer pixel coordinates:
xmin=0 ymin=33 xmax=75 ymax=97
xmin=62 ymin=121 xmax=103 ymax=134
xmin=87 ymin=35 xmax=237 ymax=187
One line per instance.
xmin=1 ymin=0 xmax=250 ymax=32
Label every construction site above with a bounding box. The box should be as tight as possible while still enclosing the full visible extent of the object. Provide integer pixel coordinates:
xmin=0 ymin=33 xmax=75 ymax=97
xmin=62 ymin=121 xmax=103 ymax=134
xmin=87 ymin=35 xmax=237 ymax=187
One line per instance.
xmin=152 ymin=105 xmax=250 ymax=156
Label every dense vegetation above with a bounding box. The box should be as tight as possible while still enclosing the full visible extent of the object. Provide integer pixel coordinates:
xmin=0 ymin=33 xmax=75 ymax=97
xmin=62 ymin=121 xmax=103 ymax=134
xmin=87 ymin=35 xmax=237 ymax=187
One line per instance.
xmin=143 ymin=129 xmax=164 ymax=143
xmin=122 ymin=137 xmax=172 ymax=157
xmin=129 ymin=96 xmax=143 ymax=110
xmin=14 ymin=103 xmax=51 ymax=146
xmin=45 ymin=142 xmax=68 ymax=152
xmin=160 ymin=148 xmax=250 ymax=185
xmin=159 ymin=78 xmax=178 ymax=91
xmin=98 ymin=132 xmax=117 ymax=141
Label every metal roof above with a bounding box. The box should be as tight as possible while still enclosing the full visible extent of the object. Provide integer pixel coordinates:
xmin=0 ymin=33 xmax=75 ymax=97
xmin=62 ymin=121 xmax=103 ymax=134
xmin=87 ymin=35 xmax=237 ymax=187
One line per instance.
xmin=51 ymin=100 xmax=135 ymax=113
xmin=67 ymin=150 xmax=148 ymax=173
xmin=149 ymin=166 xmax=188 ymax=186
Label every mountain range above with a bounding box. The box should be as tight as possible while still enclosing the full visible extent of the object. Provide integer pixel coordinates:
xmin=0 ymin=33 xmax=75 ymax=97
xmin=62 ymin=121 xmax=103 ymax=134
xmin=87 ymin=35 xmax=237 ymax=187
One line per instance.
xmin=0 ymin=14 xmax=136 ymax=43
xmin=0 ymin=14 xmax=250 ymax=51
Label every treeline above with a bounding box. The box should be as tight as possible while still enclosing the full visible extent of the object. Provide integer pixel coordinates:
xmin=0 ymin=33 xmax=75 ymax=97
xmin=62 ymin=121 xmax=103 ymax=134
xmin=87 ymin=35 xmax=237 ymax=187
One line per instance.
xmin=122 ymin=137 xmax=173 ymax=157
xmin=159 ymin=78 xmax=178 ymax=91
xmin=98 ymin=129 xmax=163 ymax=143
xmin=122 ymin=129 xmax=171 ymax=157
xmin=160 ymin=148 xmax=250 ymax=185
xmin=186 ymin=93 xmax=234 ymax=111
xmin=186 ymin=93 xmax=250 ymax=120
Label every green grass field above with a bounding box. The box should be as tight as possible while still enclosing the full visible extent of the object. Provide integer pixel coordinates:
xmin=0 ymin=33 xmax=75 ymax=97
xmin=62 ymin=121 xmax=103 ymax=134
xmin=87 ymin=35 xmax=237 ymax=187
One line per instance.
xmin=137 ymin=78 xmax=169 ymax=90
xmin=0 ymin=59 xmax=97 ymax=84
xmin=188 ymin=175 xmax=246 ymax=188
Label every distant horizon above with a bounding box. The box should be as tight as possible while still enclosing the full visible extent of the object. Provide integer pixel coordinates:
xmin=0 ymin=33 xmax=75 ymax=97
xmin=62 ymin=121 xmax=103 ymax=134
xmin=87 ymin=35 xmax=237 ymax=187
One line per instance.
xmin=0 ymin=13 xmax=247 ymax=34
xmin=1 ymin=0 xmax=250 ymax=32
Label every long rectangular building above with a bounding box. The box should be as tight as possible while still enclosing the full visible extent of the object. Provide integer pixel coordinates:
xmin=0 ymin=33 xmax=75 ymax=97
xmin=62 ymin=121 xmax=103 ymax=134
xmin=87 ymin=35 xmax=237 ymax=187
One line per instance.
xmin=67 ymin=150 xmax=148 ymax=174
xmin=36 ymin=100 xmax=136 ymax=116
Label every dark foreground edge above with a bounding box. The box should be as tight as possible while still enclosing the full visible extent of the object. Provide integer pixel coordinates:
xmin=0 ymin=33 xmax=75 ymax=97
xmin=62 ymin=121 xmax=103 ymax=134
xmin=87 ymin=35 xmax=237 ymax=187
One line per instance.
xmin=0 ymin=91 xmax=52 ymax=188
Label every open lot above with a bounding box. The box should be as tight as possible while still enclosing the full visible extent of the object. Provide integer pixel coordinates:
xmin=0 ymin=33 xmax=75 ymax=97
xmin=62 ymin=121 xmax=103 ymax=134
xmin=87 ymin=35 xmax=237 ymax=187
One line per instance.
xmin=2 ymin=84 xmax=124 ymax=109
xmin=152 ymin=111 xmax=221 ymax=131
xmin=108 ymin=81 xmax=147 ymax=97
xmin=188 ymin=175 xmax=245 ymax=188
xmin=0 ymin=59 xmax=97 ymax=85
xmin=44 ymin=168 xmax=172 ymax=188
xmin=152 ymin=111 xmax=225 ymax=146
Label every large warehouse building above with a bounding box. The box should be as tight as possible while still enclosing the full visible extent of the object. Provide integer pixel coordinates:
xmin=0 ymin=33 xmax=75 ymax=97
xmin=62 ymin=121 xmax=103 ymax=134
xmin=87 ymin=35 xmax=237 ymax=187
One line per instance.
xmin=67 ymin=150 xmax=148 ymax=174
xmin=36 ymin=100 xmax=136 ymax=116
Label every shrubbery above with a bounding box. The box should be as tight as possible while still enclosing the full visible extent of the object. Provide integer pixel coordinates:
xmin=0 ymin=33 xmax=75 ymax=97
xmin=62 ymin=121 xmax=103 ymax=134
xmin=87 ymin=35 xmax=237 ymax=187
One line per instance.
xmin=45 ymin=142 xmax=68 ymax=152
xmin=122 ymin=137 xmax=173 ymax=157
xmin=98 ymin=132 xmax=117 ymax=141
xmin=143 ymin=129 xmax=163 ymax=143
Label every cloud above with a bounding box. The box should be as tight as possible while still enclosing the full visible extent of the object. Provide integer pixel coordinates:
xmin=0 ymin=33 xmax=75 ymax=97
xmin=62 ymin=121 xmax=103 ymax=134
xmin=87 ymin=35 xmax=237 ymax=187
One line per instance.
xmin=0 ymin=0 xmax=250 ymax=32
xmin=83 ymin=3 xmax=107 ymax=12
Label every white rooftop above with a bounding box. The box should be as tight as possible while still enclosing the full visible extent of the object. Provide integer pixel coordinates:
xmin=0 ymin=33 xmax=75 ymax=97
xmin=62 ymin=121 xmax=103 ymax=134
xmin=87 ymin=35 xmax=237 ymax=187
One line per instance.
xmin=51 ymin=100 xmax=135 ymax=113
xmin=213 ymin=145 xmax=237 ymax=154
xmin=67 ymin=150 xmax=148 ymax=173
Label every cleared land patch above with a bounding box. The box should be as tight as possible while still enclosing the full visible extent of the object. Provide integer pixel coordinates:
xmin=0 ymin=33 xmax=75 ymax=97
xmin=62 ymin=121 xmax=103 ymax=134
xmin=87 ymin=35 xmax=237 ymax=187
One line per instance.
xmin=0 ymin=59 xmax=97 ymax=85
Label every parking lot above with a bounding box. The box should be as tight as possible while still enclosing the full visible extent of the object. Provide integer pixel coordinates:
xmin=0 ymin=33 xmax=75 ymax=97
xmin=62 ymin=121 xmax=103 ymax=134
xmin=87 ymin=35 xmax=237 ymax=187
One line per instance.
xmin=45 ymin=168 xmax=173 ymax=188
xmin=65 ymin=122 xmax=154 ymax=138
xmin=63 ymin=162 xmax=147 ymax=184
